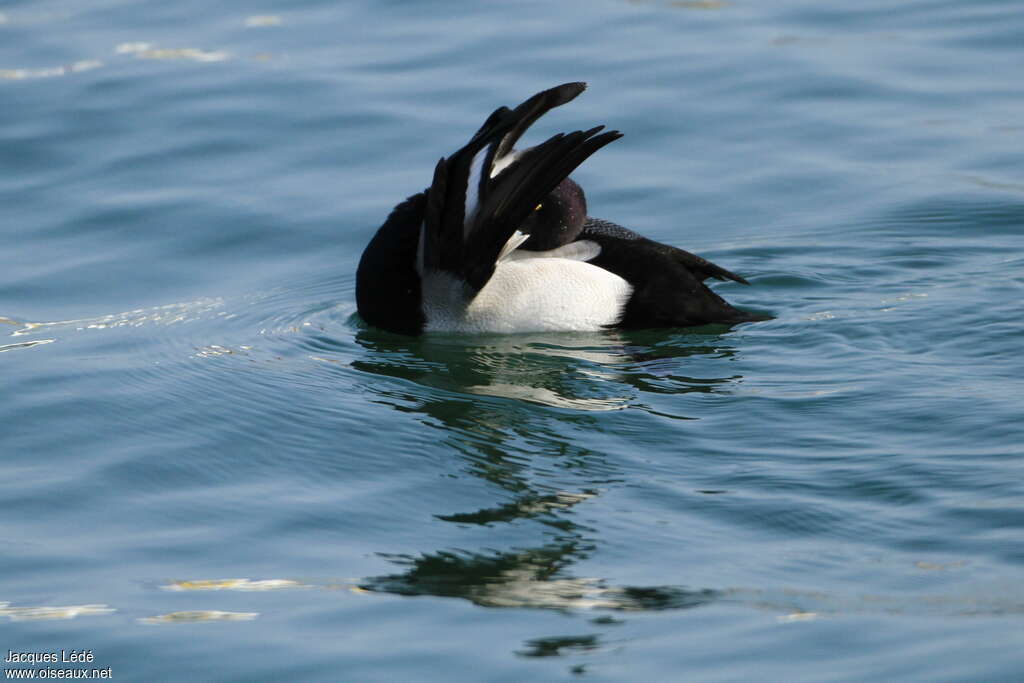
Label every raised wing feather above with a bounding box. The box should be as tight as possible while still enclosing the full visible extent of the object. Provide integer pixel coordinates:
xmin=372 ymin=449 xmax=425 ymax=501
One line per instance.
xmin=419 ymin=83 xmax=622 ymax=293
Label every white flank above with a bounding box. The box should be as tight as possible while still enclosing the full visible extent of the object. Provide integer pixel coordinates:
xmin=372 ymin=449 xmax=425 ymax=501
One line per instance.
xmin=422 ymin=244 xmax=632 ymax=334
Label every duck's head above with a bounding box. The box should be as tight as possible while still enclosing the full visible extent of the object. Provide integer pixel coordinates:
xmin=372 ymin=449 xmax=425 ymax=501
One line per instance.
xmin=518 ymin=177 xmax=588 ymax=251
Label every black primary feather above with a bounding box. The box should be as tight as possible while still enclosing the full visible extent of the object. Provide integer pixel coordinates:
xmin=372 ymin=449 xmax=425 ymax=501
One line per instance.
xmin=420 ymin=83 xmax=621 ymax=292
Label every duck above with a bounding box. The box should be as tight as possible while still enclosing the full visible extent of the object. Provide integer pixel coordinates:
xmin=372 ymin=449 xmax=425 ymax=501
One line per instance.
xmin=356 ymin=82 xmax=764 ymax=335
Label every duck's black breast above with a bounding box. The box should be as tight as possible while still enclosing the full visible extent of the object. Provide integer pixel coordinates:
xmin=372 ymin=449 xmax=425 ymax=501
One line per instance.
xmin=581 ymin=218 xmax=762 ymax=328
xmin=355 ymin=192 xmax=427 ymax=335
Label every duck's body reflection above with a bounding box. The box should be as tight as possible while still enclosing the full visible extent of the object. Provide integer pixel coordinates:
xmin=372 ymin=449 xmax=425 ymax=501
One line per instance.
xmin=348 ymin=328 xmax=742 ymax=619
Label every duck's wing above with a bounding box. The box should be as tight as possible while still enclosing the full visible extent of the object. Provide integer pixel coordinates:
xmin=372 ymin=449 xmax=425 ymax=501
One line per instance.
xmin=418 ymin=83 xmax=622 ymax=293
xmin=583 ymin=217 xmax=749 ymax=285
xmin=581 ymin=217 xmax=763 ymax=327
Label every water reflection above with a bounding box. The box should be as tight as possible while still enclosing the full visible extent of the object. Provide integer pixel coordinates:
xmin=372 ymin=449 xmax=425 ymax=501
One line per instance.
xmin=351 ymin=326 xmax=743 ymax=411
xmin=517 ymin=634 xmax=602 ymax=659
xmin=360 ymin=545 xmax=717 ymax=612
xmin=348 ymin=327 xmax=740 ymax=660
xmin=351 ymin=330 xmax=634 ymax=411
xmin=436 ymin=491 xmax=597 ymax=532
xmin=0 ymin=299 xmax=228 ymax=340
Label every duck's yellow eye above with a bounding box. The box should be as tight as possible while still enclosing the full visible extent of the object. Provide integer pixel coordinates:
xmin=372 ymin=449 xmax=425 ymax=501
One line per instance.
xmin=534 ymin=203 xmax=543 ymax=211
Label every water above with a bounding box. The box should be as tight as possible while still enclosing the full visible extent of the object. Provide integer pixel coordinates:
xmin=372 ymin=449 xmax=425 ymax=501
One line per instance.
xmin=3 ymin=0 xmax=1023 ymax=680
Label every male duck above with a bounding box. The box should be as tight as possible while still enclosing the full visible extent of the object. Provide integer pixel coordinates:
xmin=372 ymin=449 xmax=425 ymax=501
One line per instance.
xmin=356 ymin=83 xmax=762 ymax=335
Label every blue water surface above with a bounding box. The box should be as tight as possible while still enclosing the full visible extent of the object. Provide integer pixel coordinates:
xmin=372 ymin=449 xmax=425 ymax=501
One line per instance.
xmin=3 ymin=1 xmax=1023 ymax=680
